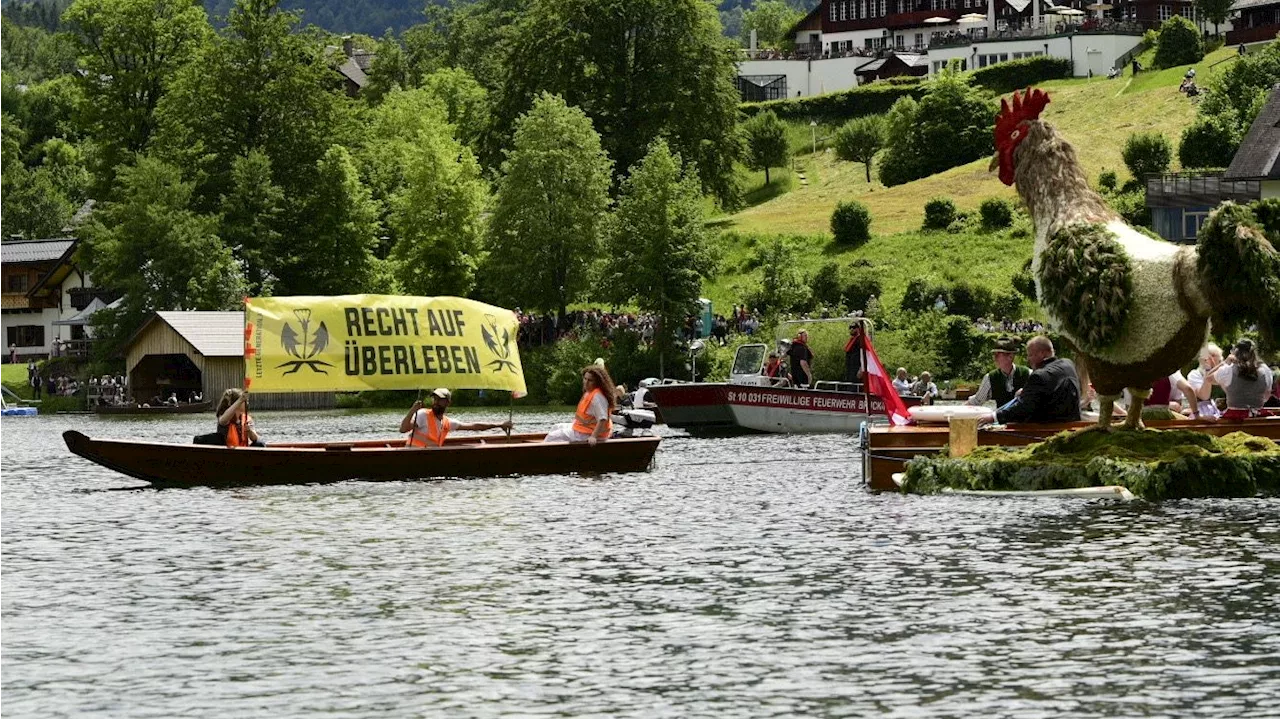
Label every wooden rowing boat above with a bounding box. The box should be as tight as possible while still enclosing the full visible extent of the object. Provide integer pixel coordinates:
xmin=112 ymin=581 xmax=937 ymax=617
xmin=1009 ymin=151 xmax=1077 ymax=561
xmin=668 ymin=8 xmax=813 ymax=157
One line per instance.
xmin=64 ymin=430 xmax=661 ymax=488
xmin=93 ymin=401 xmax=214 ymax=416
xmin=860 ymin=417 xmax=1280 ymax=491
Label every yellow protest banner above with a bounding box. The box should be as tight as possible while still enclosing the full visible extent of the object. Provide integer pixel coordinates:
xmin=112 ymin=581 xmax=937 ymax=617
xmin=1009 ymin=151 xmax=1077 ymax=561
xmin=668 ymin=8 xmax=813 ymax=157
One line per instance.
xmin=244 ymin=295 xmax=526 ymax=395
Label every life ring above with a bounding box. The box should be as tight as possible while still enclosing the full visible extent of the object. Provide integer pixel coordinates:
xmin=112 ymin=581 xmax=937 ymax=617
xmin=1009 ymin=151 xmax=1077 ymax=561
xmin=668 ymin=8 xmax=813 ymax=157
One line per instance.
xmin=907 ymin=405 xmax=993 ymax=424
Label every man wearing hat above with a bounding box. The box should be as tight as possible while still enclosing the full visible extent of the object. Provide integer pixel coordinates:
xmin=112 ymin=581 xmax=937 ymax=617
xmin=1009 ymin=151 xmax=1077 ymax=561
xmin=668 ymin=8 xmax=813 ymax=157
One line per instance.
xmin=843 ymin=321 xmax=866 ymax=387
xmin=400 ymin=388 xmax=514 ymax=448
xmin=966 ymin=336 xmax=1031 ymax=408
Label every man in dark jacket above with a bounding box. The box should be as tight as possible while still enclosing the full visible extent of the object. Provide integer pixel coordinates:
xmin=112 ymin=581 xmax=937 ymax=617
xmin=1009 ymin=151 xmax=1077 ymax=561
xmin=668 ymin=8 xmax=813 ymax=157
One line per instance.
xmin=995 ymin=336 xmax=1081 ymax=424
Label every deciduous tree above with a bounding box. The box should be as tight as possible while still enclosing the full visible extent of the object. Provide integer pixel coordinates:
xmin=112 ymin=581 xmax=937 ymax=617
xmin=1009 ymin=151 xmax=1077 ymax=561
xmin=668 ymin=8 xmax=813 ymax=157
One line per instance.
xmin=79 ymin=155 xmax=246 ymax=314
xmin=388 ymin=131 xmax=488 ymax=297
xmin=485 ymin=93 xmax=613 ymax=320
xmin=278 ymin=145 xmax=380 ymax=295
xmin=64 ymin=0 xmax=210 ymax=189
xmin=742 ymin=110 xmax=789 ymax=185
xmin=741 ymin=0 xmax=802 ymax=48
xmin=834 ymin=115 xmax=885 ymax=183
xmin=604 ymin=140 xmax=714 ymax=356
xmin=498 ymin=0 xmax=742 ymax=207
xmin=220 ymin=150 xmax=285 ymax=296
xmin=1194 ymin=0 xmax=1232 ymax=36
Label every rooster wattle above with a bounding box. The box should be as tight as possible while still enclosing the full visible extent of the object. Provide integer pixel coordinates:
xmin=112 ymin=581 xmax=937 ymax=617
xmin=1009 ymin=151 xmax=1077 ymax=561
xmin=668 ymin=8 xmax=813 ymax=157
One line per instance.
xmin=994 ymin=88 xmax=1280 ymax=429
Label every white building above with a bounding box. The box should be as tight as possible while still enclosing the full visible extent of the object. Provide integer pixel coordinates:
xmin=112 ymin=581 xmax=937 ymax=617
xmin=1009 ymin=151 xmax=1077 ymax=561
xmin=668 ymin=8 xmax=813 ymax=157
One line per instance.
xmin=2 ymin=237 xmax=98 ymax=361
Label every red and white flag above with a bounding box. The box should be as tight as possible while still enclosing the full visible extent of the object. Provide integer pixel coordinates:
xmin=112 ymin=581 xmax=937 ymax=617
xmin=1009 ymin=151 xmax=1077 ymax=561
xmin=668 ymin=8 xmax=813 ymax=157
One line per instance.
xmin=859 ymin=334 xmax=911 ymax=425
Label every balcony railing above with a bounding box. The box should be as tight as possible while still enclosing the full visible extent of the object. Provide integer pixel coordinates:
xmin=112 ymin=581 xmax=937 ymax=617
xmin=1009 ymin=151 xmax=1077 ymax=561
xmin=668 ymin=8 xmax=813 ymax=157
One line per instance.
xmin=1145 ymin=172 xmax=1261 ymax=208
xmin=1226 ymin=24 xmax=1280 ymax=45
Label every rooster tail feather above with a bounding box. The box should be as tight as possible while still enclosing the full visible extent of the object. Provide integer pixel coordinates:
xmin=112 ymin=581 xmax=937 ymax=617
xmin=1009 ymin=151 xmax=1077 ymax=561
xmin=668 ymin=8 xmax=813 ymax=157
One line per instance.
xmin=1195 ymin=202 xmax=1280 ymax=351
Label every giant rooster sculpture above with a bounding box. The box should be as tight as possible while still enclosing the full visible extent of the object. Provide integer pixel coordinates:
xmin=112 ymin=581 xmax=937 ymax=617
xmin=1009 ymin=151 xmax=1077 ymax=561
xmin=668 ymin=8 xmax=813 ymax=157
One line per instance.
xmin=994 ymin=88 xmax=1280 ymax=429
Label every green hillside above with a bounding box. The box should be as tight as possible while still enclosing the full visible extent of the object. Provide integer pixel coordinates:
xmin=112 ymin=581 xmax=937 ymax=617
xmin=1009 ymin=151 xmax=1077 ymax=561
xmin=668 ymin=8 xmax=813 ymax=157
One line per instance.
xmin=705 ymin=47 xmax=1238 ymax=313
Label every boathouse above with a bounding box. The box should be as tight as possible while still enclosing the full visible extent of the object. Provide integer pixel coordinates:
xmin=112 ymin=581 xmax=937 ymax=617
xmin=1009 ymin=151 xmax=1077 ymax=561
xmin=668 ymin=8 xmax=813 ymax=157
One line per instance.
xmin=124 ymin=312 xmax=334 ymax=410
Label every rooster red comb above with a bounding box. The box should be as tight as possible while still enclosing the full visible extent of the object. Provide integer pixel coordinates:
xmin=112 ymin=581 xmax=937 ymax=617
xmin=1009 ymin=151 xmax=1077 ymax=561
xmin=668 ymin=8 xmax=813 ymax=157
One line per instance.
xmin=995 ymin=87 xmax=1050 ymax=151
xmin=993 ymin=87 xmax=1050 ymax=185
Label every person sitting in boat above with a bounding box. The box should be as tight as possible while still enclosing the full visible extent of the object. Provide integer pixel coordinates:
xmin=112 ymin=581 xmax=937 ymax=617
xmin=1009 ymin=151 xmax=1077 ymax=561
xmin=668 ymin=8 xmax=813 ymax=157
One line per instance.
xmin=892 ymin=367 xmax=912 ymax=395
xmin=762 ymin=352 xmax=789 ymax=386
xmin=216 ymin=388 xmax=264 ymax=448
xmin=966 ymin=336 xmax=1030 ymax=408
xmin=1202 ymin=338 xmax=1275 ymax=419
xmin=1186 ymin=343 xmax=1225 ymax=420
xmin=993 ymin=336 xmax=1081 ymax=424
xmin=401 ymin=388 xmax=514 ymax=448
xmin=544 ymin=364 xmax=615 ymax=445
xmin=910 ymin=371 xmax=939 ymax=406
xmin=166 ymin=392 xmax=179 ymax=406
xmin=786 ymin=329 xmax=814 ymax=388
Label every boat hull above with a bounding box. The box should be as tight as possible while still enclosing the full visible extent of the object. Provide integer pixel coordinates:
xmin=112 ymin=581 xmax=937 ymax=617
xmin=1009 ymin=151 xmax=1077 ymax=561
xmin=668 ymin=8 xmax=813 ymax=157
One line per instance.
xmin=648 ymin=382 xmax=919 ymax=435
xmin=860 ymin=418 xmax=1280 ymax=491
xmin=64 ymin=431 xmax=661 ymax=488
xmin=94 ymin=401 xmax=214 ymax=416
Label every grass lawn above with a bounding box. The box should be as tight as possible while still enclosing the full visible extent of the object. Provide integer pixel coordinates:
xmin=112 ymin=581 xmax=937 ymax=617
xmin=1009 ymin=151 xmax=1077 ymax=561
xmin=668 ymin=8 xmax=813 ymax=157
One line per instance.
xmin=700 ymin=47 xmax=1243 ymax=316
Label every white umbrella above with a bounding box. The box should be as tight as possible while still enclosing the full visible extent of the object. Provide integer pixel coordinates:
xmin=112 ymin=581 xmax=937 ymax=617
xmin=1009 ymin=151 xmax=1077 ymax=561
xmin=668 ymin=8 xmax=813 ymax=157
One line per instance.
xmin=1086 ymin=2 xmax=1113 ymax=9
xmin=958 ymin=13 xmax=986 ymax=22
xmin=924 ymin=16 xmax=952 ymax=23
xmin=1058 ymin=8 xmax=1085 ymax=15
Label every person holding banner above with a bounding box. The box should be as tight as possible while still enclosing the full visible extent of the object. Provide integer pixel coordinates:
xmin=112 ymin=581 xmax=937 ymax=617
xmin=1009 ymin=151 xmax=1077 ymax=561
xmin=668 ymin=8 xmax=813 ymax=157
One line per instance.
xmin=544 ymin=365 xmax=615 ymax=445
xmin=401 ymin=388 xmax=514 ymax=447
xmin=216 ymin=389 xmax=264 ymax=448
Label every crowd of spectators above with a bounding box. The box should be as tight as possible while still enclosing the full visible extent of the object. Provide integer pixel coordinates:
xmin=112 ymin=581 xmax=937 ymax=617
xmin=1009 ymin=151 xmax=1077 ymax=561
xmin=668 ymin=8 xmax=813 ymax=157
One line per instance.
xmin=515 ymin=306 xmax=768 ymax=350
xmin=973 ymin=317 xmax=1045 ymax=334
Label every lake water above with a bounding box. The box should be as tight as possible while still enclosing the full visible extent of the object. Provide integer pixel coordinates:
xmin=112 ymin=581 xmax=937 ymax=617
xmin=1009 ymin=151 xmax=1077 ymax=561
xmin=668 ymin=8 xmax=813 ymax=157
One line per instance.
xmin=3 ymin=410 xmax=1279 ymax=718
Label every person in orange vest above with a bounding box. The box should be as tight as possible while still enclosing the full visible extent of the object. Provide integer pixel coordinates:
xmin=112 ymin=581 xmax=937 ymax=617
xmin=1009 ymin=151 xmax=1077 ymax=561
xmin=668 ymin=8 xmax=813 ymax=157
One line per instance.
xmin=216 ymin=388 xmax=263 ymax=447
xmin=400 ymin=388 xmax=513 ymax=447
xmin=543 ymin=364 xmax=615 ymax=445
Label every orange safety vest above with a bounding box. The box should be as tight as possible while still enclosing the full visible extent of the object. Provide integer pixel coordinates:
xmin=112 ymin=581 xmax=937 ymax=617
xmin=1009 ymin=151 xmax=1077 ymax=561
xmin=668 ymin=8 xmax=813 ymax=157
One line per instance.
xmin=408 ymin=411 xmax=451 ymax=448
xmin=571 ymin=388 xmax=612 ymax=437
xmin=225 ymin=415 xmax=251 ymax=448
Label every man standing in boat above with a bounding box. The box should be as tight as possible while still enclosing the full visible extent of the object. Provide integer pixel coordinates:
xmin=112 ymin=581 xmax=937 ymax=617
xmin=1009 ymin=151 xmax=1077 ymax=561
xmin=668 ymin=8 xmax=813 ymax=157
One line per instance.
xmin=787 ymin=329 xmax=814 ymax=389
xmin=401 ymin=388 xmax=514 ymax=448
xmin=966 ymin=336 xmax=1031 ymax=408
xmin=843 ymin=322 xmax=865 ymax=389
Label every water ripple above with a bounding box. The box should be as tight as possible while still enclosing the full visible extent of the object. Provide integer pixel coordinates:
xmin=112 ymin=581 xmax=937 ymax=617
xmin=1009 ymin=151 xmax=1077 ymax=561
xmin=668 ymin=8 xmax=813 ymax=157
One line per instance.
xmin=3 ymin=411 xmax=1279 ymax=718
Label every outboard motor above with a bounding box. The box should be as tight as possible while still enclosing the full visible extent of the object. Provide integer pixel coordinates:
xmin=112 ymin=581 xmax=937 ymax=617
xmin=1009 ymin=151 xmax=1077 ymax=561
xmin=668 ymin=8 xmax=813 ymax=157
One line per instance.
xmin=612 ymin=408 xmax=657 ymax=437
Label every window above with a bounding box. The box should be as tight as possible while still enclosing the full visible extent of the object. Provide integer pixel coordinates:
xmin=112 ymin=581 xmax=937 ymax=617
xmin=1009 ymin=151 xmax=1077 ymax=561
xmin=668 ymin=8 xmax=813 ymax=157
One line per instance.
xmin=7 ymin=326 xmax=44 ymax=348
xmin=896 ymin=34 xmax=905 ymax=47
xmin=915 ymin=32 xmax=924 ymax=47
xmin=1158 ymin=4 xmax=1172 ymax=20
xmin=6 ymin=273 xmax=29 ymax=293
xmin=840 ymin=0 xmax=847 ymax=20
xmin=1183 ymin=210 xmax=1210 ymax=238
xmin=830 ymin=1 xmax=838 ymax=20
xmin=880 ymin=0 xmax=886 ymax=16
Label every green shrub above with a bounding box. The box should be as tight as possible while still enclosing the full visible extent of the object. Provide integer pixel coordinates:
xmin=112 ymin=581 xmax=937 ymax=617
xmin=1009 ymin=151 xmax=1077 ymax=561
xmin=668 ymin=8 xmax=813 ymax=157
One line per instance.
xmin=1097 ymin=169 xmax=1118 ymax=192
xmin=948 ymin=281 xmax=995 ymax=320
xmin=1012 ymin=256 xmax=1037 ymax=301
xmin=878 ymin=69 xmax=996 ymax=186
xmin=1153 ymin=16 xmax=1204 ymax=69
xmin=739 ymin=83 xmax=925 ymax=123
xmin=1249 ymin=197 xmax=1280 ymax=238
xmin=969 ymin=56 xmax=1072 ymax=93
xmin=1108 ymin=189 xmax=1152 ymax=227
xmin=923 ymin=197 xmax=957 ymax=230
xmin=1178 ymin=114 xmax=1240 ymax=169
xmin=831 ymin=199 xmax=872 ymax=245
xmin=810 ymin=261 xmax=844 ymax=308
xmin=742 ymin=110 xmax=790 ymax=184
xmin=842 ymin=266 xmax=883 ymax=313
xmin=1121 ymin=131 xmax=1172 ymax=181
xmin=979 ymin=198 xmax=1013 ymax=230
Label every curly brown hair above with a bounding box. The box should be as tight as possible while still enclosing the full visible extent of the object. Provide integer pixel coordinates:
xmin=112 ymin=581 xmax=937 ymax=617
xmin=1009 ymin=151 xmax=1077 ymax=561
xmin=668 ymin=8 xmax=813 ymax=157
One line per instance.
xmin=582 ymin=365 xmax=616 ymax=413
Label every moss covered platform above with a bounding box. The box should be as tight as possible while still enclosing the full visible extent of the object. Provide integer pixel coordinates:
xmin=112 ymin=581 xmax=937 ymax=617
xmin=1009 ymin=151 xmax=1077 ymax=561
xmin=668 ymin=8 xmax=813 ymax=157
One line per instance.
xmin=899 ymin=428 xmax=1280 ymax=501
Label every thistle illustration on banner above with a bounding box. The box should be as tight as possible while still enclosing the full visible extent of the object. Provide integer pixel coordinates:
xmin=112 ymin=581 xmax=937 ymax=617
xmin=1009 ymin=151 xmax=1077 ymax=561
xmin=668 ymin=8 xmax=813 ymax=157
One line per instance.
xmin=278 ymin=308 xmax=334 ymax=375
xmin=481 ymin=313 xmax=518 ymax=374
